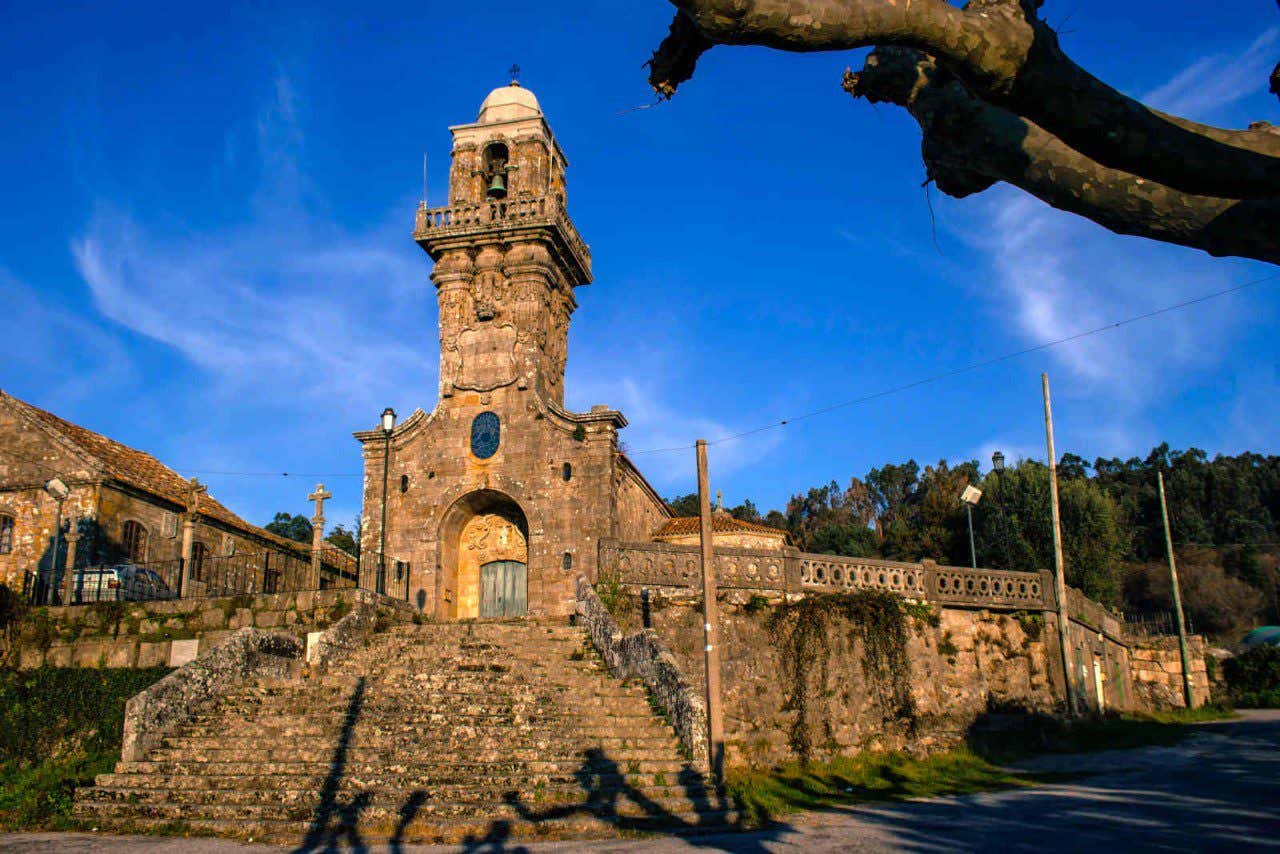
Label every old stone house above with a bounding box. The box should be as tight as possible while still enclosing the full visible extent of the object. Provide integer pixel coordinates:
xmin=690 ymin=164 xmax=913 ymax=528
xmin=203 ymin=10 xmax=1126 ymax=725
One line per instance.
xmin=0 ymin=389 xmax=306 ymax=596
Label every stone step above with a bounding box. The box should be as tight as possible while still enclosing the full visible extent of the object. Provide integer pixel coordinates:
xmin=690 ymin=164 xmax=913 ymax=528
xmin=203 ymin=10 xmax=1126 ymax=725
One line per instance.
xmin=198 ymin=702 xmax=646 ymax=719
xmin=142 ymin=742 xmax=683 ymax=764
xmin=75 ymin=792 xmax=724 ymax=824
xmin=79 ymin=779 xmax=716 ymax=809
xmin=95 ymin=767 xmax=702 ymax=791
xmin=116 ymin=763 xmax=706 ymax=783
xmin=170 ymin=722 xmax=673 ymax=744
xmin=78 ymin=808 xmax=736 ymax=845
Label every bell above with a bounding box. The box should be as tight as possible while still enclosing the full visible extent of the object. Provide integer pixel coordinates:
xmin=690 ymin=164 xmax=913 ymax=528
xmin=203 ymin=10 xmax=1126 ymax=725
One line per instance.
xmin=486 ymin=172 xmax=507 ymax=199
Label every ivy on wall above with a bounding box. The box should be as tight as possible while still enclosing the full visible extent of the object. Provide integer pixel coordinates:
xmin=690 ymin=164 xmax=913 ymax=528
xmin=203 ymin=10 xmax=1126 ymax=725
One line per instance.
xmin=767 ymin=590 xmax=916 ymax=761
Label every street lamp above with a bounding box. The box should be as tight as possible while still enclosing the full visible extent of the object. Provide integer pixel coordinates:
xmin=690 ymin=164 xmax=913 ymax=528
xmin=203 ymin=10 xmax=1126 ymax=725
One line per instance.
xmin=991 ymin=450 xmax=1005 ymax=474
xmin=959 ymin=484 xmax=983 ymax=570
xmin=378 ymin=408 xmax=396 ymax=595
xmin=991 ymin=450 xmax=1007 ymax=569
xmin=43 ymin=478 xmax=70 ymax=604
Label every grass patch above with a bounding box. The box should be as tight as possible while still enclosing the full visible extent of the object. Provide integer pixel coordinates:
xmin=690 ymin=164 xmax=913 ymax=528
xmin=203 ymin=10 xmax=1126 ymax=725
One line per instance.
xmin=0 ymin=666 xmax=171 ymax=829
xmin=728 ymin=749 xmax=1037 ymax=827
xmin=970 ymin=704 xmax=1235 ymax=763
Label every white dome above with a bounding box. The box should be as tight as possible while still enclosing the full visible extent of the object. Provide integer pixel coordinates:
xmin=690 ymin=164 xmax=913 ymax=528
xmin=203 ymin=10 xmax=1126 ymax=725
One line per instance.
xmin=477 ymin=83 xmax=542 ymax=123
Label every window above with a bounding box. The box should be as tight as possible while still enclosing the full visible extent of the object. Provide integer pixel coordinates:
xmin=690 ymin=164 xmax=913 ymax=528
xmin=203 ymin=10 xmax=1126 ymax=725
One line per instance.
xmin=562 ymin=462 xmax=572 ymax=482
xmin=191 ymin=542 xmax=208 ymax=582
xmin=562 ymin=551 xmax=573 ymax=571
xmin=122 ymin=520 xmax=148 ymax=563
xmin=0 ymin=515 xmax=13 ymax=555
xmin=400 ymin=474 xmax=410 ymax=494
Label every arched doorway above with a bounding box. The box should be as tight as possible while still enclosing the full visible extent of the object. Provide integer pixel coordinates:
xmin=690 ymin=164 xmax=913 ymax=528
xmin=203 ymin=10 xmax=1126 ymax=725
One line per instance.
xmin=438 ymin=490 xmax=529 ymax=620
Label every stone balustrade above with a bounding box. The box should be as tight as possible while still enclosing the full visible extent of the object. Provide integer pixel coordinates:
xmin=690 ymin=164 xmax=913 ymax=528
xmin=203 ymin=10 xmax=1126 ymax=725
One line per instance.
xmin=599 ymin=538 xmax=1049 ymax=611
xmin=414 ymin=195 xmax=591 ymax=281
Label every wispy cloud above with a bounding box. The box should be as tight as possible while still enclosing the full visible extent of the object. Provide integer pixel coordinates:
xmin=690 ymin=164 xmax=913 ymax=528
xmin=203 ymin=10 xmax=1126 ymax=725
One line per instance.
xmin=1142 ymin=27 xmax=1279 ymax=120
xmin=570 ymin=377 xmax=783 ymax=490
xmin=956 ymin=29 xmax=1271 ymax=452
xmin=70 ymin=71 xmax=434 ymax=423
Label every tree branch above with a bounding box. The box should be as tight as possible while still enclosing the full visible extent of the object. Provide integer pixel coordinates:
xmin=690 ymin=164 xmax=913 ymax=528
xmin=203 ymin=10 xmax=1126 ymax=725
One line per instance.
xmin=844 ymin=47 xmax=1280 ymax=265
xmin=649 ymin=0 xmax=1280 ymax=199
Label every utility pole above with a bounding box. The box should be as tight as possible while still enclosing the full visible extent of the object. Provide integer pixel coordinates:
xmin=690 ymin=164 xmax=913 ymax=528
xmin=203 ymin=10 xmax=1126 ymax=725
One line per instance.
xmin=1042 ymin=373 xmax=1077 ymax=718
xmin=1158 ymin=472 xmax=1196 ymax=709
xmin=695 ymin=440 xmax=725 ymax=782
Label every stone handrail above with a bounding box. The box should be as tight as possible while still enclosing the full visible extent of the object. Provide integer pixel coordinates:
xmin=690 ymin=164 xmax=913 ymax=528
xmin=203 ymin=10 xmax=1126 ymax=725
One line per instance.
xmin=599 ymin=538 xmax=1048 ymax=611
xmin=121 ymin=628 xmax=302 ymax=762
xmin=414 ymin=194 xmax=591 ymax=280
xmin=574 ymin=576 xmax=707 ymax=765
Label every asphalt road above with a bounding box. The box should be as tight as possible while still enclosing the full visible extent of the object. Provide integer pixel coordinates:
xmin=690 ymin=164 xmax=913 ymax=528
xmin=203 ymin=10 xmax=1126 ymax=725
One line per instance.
xmin=3 ymin=709 xmax=1277 ymax=853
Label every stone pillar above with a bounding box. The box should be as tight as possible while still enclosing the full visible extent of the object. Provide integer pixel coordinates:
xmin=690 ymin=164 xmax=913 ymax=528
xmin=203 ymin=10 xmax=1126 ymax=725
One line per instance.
xmin=308 ymin=483 xmax=332 ymax=584
xmin=180 ymin=478 xmax=206 ymax=598
xmin=61 ymin=521 xmax=81 ymax=606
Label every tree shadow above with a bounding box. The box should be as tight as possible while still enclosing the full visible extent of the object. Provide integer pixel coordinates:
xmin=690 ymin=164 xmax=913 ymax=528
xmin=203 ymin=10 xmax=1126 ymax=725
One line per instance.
xmin=293 ymin=676 xmax=371 ymax=853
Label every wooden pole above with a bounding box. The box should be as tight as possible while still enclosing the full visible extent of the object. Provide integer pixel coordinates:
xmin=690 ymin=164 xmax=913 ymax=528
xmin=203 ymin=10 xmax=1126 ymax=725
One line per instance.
xmin=1042 ymin=373 xmax=1077 ymax=718
xmin=696 ymin=440 xmax=725 ymax=782
xmin=1158 ymin=472 xmax=1196 ymax=708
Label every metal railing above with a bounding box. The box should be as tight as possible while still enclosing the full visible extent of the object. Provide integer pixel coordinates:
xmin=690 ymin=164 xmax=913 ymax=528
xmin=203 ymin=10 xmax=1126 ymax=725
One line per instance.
xmin=1124 ymin=611 xmax=1196 ymax=639
xmin=24 ymin=544 xmax=410 ymax=606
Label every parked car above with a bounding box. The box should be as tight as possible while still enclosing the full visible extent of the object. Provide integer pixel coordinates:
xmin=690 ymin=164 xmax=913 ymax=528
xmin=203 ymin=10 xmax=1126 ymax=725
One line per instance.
xmin=72 ymin=564 xmax=176 ymax=603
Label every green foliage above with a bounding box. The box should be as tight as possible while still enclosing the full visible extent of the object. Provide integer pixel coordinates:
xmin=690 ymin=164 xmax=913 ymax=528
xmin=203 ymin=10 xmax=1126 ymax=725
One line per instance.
xmin=902 ymin=600 xmax=940 ymax=628
xmin=571 ymin=425 xmax=586 ymax=442
xmin=728 ymin=749 xmax=1035 ymax=828
xmin=743 ymin=594 xmax=772 ymax=614
xmin=665 ymin=494 xmax=700 ymax=517
xmin=1013 ymin=611 xmax=1045 ymax=641
xmin=936 ymin=632 xmax=958 ymax=658
xmin=324 ymin=524 xmax=359 ymax=555
xmin=1223 ymin=646 xmax=1280 ymax=707
xmin=594 ymin=567 xmax=625 ymax=614
xmin=264 ymin=512 xmax=313 ymax=544
xmin=0 ymin=666 xmax=170 ymax=828
xmin=767 ymin=591 xmax=914 ymax=761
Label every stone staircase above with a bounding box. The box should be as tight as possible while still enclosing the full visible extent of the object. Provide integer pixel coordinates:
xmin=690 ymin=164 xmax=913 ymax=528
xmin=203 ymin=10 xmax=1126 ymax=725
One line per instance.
xmin=75 ymin=619 xmax=730 ymax=844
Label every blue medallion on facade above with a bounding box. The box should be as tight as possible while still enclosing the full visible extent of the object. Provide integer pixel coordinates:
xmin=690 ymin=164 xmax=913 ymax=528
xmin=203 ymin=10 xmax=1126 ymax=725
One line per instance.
xmin=470 ymin=411 xmax=500 ymax=459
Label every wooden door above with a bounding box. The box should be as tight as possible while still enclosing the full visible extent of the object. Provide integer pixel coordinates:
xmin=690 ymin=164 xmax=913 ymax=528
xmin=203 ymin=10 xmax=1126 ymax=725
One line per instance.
xmin=480 ymin=560 xmax=527 ymax=618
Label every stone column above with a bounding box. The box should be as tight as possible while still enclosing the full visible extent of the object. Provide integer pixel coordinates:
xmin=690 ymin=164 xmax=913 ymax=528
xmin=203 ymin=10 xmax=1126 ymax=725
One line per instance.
xmin=308 ymin=483 xmax=331 ymax=585
xmin=61 ymin=521 xmax=81 ymax=606
xmin=180 ymin=478 xmax=206 ymax=598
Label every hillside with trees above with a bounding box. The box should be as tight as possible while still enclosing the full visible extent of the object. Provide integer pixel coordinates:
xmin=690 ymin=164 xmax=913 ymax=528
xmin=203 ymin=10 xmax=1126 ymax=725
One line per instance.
xmin=670 ymin=445 xmax=1280 ymax=640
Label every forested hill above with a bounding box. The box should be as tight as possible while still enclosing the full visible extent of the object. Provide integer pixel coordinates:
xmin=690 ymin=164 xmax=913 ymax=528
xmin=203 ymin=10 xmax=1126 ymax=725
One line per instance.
xmin=668 ymin=445 xmax=1280 ymax=640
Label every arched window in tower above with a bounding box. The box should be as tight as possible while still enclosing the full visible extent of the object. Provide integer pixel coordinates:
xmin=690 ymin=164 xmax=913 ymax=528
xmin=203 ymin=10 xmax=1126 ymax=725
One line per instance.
xmin=400 ymin=474 xmax=410 ymax=494
xmin=482 ymin=143 xmax=509 ymax=200
xmin=562 ymin=462 xmax=572 ymax=482
xmin=122 ymin=520 xmax=148 ymax=564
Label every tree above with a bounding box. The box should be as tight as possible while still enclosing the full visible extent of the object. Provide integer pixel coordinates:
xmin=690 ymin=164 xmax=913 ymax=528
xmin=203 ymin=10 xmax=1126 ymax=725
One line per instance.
xmin=666 ymin=493 xmax=701 ymax=516
xmin=646 ymin=0 xmax=1280 ymax=264
xmin=264 ymin=512 xmax=312 ymax=544
xmin=325 ymin=523 xmax=359 ymax=556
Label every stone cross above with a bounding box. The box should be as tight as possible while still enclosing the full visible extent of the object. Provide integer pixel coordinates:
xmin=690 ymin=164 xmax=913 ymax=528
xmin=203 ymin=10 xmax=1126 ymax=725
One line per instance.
xmin=309 ymin=484 xmax=332 ymax=527
xmin=308 ymin=484 xmax=332 ymax=578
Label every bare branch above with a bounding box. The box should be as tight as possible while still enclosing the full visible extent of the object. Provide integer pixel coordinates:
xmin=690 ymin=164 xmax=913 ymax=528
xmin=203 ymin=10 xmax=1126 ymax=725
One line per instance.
xmin=845 ymin=47 xmax=1280 ymax=265
xmin=649 ymin=0 xmax=1280 ymax=199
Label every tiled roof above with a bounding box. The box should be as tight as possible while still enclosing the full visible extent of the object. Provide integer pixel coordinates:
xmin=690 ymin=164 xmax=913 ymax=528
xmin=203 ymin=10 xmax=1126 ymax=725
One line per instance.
xmin=1 ymin=391 xmax=304 ymax=554
xmin=655 ymin=514 xmax=788 ymax=539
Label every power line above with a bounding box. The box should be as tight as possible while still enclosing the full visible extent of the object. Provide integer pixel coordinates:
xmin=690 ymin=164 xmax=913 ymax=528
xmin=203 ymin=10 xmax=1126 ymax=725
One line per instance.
xmin=628 ymin=271 xmax=1280 ymax=455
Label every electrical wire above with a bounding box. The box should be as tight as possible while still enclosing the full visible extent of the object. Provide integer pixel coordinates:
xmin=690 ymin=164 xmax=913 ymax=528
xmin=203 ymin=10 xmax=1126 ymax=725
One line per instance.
xmin=628 ymin=271 xmax=1280 ymax=455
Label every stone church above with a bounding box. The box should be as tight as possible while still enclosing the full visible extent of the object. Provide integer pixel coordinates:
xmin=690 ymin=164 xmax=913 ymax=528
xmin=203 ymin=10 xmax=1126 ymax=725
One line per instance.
xmin=356 ymin=82 xmax=765 ymax=620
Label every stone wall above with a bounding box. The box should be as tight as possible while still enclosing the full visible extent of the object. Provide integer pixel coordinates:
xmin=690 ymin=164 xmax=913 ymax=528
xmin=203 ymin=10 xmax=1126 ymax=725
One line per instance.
xmin=1129 ymin=636 xmax=1212 ymax=709
xmin=6 ymin=588 xmax=408 ymax=670
xmin=611 ymin=458 xmax=669 ymax=543
xmin=608 ymin=588 xmax=1062 ymax=768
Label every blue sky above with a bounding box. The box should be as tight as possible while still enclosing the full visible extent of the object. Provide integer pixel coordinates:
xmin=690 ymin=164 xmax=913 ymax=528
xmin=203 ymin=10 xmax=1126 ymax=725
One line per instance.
xmin=1 ymin=1 xmax=1276 ymax=529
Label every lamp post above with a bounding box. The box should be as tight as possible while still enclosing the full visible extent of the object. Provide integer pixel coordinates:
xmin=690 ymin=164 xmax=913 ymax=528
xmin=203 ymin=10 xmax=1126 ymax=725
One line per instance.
xmin=991 ymin=451 xmax=1006 ymax=568
xmin=959 ymin=485 xmax=982 ymax=569
xmin=43 ymin=478 xmax=70 ymax=605
xmin=377 ymin=407 xmax=396 ymax=594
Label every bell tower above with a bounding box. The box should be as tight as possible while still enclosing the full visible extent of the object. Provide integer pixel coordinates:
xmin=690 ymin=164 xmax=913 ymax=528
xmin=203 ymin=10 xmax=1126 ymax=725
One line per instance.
xmin=414 ymin=81 xmax=591 ymax=407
